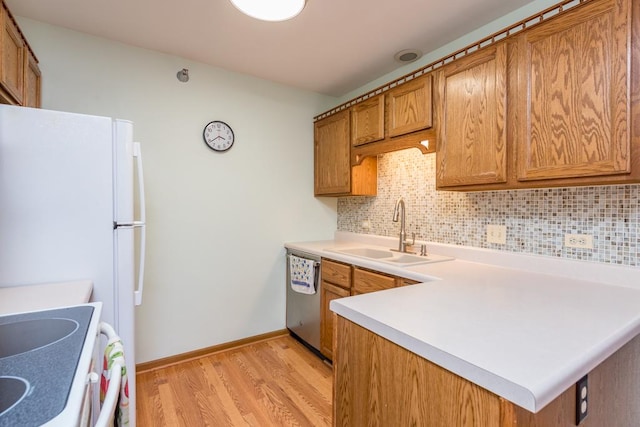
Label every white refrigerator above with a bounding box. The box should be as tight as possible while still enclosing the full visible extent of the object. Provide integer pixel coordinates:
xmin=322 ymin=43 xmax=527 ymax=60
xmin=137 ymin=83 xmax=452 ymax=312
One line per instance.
xmin=0 ymin=104 xmax=146 ymax=426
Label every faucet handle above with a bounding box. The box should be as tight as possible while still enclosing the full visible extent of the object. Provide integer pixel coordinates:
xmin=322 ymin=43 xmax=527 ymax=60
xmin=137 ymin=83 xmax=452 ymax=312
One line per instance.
xmin=403 ymin=233 xmax=416 ymax=253
xmin=420 ymin=244 xmax=428 ymax=256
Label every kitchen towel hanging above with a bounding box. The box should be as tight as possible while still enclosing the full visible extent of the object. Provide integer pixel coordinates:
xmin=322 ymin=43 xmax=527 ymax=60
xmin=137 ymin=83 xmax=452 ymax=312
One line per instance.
xmin=100 ymin=336 xmax=130 ymax=427
xmin=289 ymin=255 xmax=317 ymax=294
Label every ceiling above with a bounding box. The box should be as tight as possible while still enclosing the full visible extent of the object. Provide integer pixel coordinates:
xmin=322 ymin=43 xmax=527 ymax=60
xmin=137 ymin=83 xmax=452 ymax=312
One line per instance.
xmin=7 ymin=0 xmax=535 ymax=97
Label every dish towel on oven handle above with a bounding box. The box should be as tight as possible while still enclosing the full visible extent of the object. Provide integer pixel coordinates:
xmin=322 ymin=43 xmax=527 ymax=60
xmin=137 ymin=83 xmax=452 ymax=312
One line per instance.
xmin=289 ymin=255 xmax=317 ymax=294
xmin=100 ymin=337 xmax=130 ymax=427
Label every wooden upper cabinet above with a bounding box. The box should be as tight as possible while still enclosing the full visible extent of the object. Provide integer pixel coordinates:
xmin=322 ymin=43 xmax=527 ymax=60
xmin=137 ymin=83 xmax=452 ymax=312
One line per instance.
xmin=435 ymin=42 xmax=508 ymax=188
xmin=314 ymin=110 xmax=351 ymax=195
xmin=387 ymin=74 xmax=433 ymax=138
xmin=351 ymin=94 xmax=384 ymax=146
xmin=1 ymin=2 xmax=25 ymax=105
xmin=516 ymin=0 xmax=631 ymax=182
xmin=314 ymin=109 xmax=377 ymax=196
xmin=0 ymin=1 xmax=41 ymax=107
xmin=23 ymin=50 xmax=41 ymax=108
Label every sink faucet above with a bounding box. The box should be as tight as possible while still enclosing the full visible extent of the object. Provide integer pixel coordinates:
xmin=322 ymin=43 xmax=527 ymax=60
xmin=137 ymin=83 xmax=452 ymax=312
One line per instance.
xmin=392 ymin=197 xmax=414 ymax=253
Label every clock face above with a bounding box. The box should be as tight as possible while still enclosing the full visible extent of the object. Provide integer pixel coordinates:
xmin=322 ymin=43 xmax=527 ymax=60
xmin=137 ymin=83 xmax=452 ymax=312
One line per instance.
xmin=203 ymin=121 xmax=234 ymax=152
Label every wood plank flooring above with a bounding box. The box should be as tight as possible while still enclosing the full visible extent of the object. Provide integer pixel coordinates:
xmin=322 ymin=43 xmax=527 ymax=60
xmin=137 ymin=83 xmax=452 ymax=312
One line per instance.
xmin=136 ymin=335 xmax=332 ymax=426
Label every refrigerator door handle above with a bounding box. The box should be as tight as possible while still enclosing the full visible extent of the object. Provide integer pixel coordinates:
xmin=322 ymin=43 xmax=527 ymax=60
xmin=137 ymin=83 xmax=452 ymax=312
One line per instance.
xmin=133 ymin=142 xmax=146 ymax=224
xmin=134 ymin=224 xmax=146 ymax=306
xmin=133 ymin=142 xmax=146 ymax=306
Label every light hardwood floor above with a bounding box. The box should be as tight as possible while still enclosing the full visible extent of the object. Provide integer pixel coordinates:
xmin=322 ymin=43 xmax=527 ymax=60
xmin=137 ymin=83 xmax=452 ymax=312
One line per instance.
xmin=136 ymin=335 xmax=332 ymax=426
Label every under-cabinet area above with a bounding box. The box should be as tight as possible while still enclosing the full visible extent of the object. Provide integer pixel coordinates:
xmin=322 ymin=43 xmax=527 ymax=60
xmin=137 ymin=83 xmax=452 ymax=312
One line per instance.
xmin=314 ymin=0 xmax=640 ymax=194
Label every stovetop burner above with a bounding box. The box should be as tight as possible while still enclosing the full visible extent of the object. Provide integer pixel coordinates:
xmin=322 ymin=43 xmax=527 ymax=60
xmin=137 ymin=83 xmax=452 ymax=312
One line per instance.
xmin=0 ymin=376 xmax=30 ymax=417
xmin=0 ymin=306 xmax=93 ymax=426
xmin=0 ymin=318 xmax=79 ymax=358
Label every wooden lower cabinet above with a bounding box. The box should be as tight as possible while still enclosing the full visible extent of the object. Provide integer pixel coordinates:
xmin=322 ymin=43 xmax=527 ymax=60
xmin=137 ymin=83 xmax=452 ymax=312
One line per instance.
xmin=398 ymin=277 xmax=420 ymax=287
xmin=320 ymin=259 xmax=352 ymax=360
xmin=320 ymin=282 xmax=350 ymax=360
xmin=334 ymin=316 xmax=640 ymax=426
xmin=320 ymin=258 xmax=419 ymax=360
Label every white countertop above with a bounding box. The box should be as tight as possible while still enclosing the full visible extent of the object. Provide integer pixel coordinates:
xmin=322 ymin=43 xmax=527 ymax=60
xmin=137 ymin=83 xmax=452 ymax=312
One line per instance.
xmin=0 ymin=280 xmax=93 ymax=315
xmin=285 ymin=232 xmax=640 ymax=413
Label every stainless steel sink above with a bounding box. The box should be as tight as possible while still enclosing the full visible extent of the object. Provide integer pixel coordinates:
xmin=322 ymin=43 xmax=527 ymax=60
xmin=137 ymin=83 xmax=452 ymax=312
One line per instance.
xmin=326 ymin=247 xmax=453 ymax=266
xmin=332 ymin=247 xmax=394 ymax=259
xmin=0 ymin=318 xmax=79 ymax=358
xmin=380 ymin=253 xmax=453 ymax=266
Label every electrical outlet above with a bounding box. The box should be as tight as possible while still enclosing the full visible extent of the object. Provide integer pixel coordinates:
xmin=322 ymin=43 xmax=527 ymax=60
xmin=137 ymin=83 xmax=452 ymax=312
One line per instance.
xmin=362 ymin=219 xmax=371 ymax=230
xmin=564 ymin=234 xmax=594 ymax=249
xmin=576 ymin=375 xmax=588 ymax=424
xmin=487 ymin=225 xmax=507 ymax=244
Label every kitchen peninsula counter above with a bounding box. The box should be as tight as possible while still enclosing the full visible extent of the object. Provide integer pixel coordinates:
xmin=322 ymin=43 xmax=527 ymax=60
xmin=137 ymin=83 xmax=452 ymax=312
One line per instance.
xmin=285 ymin=232 xmax=640 ymax=417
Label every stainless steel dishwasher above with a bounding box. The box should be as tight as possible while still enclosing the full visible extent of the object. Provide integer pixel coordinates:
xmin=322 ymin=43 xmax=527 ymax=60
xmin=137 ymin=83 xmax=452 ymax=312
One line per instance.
xmin=285 ymin=249 xmax=323 ymax=358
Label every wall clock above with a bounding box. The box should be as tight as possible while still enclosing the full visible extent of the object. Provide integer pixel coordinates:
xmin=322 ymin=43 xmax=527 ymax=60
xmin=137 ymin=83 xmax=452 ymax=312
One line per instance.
xmin=203 ymin=121 xmax=235 ymax=152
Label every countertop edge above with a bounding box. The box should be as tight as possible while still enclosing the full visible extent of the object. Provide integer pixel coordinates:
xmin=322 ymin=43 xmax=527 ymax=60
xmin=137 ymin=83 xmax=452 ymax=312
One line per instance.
xmin=288 ymin=235 xmax=640 ymax=413
xmin=330 ymin=301 xmax=539 ymax=411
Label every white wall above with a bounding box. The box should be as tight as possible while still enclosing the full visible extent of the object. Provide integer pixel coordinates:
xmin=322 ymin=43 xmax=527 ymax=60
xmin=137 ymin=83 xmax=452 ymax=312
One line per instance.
xmin=17 ymin=18 xmax=338 ymax=363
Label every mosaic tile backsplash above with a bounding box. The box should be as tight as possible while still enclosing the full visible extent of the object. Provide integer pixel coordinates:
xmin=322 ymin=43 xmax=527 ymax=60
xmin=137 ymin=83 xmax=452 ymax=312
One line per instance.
xmin=337 ymin=150 xmax=640 ymax=267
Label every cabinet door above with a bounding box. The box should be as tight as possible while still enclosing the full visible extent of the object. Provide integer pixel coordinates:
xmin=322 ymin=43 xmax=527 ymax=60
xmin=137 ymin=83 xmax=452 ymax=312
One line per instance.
xmin=320 ymin=281 xmax=350 ymax=360
xmin=387 ymin=74 xmax=433 ymax=137
xmin=516 ymin=0 xmax=630 ymax=182
xmin=351 ymin=95 xmax=385 ymax=146
xmin=1 ymin=5 xmax=25 ymax=105
xmin=436 ymin=42 xmax=508 ymax=187
xmin=314 ymin=110 xmax=377 ymax=196
xmin=23 ymin=51 xmax=41 ymax=108
xmin=314 ymin=110 xmax=351 ymax=195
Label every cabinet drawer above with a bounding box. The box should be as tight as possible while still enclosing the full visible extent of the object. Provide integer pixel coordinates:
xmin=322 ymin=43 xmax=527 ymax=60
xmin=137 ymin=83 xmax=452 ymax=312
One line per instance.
xmin=353 ymin=268 xmax=396 ymax=294
xmin=321 ymin=259 xmax=351 ymax=289
xmin=397 ymin=277 xmax=420 ymax=287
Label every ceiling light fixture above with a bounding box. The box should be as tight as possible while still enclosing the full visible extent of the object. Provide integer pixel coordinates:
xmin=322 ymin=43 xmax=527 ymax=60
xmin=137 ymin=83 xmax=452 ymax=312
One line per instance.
xmin=394 ymin=49 xmax=423 ymax=64
xmin=230 ymin=0 xmax=306 ymax=22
